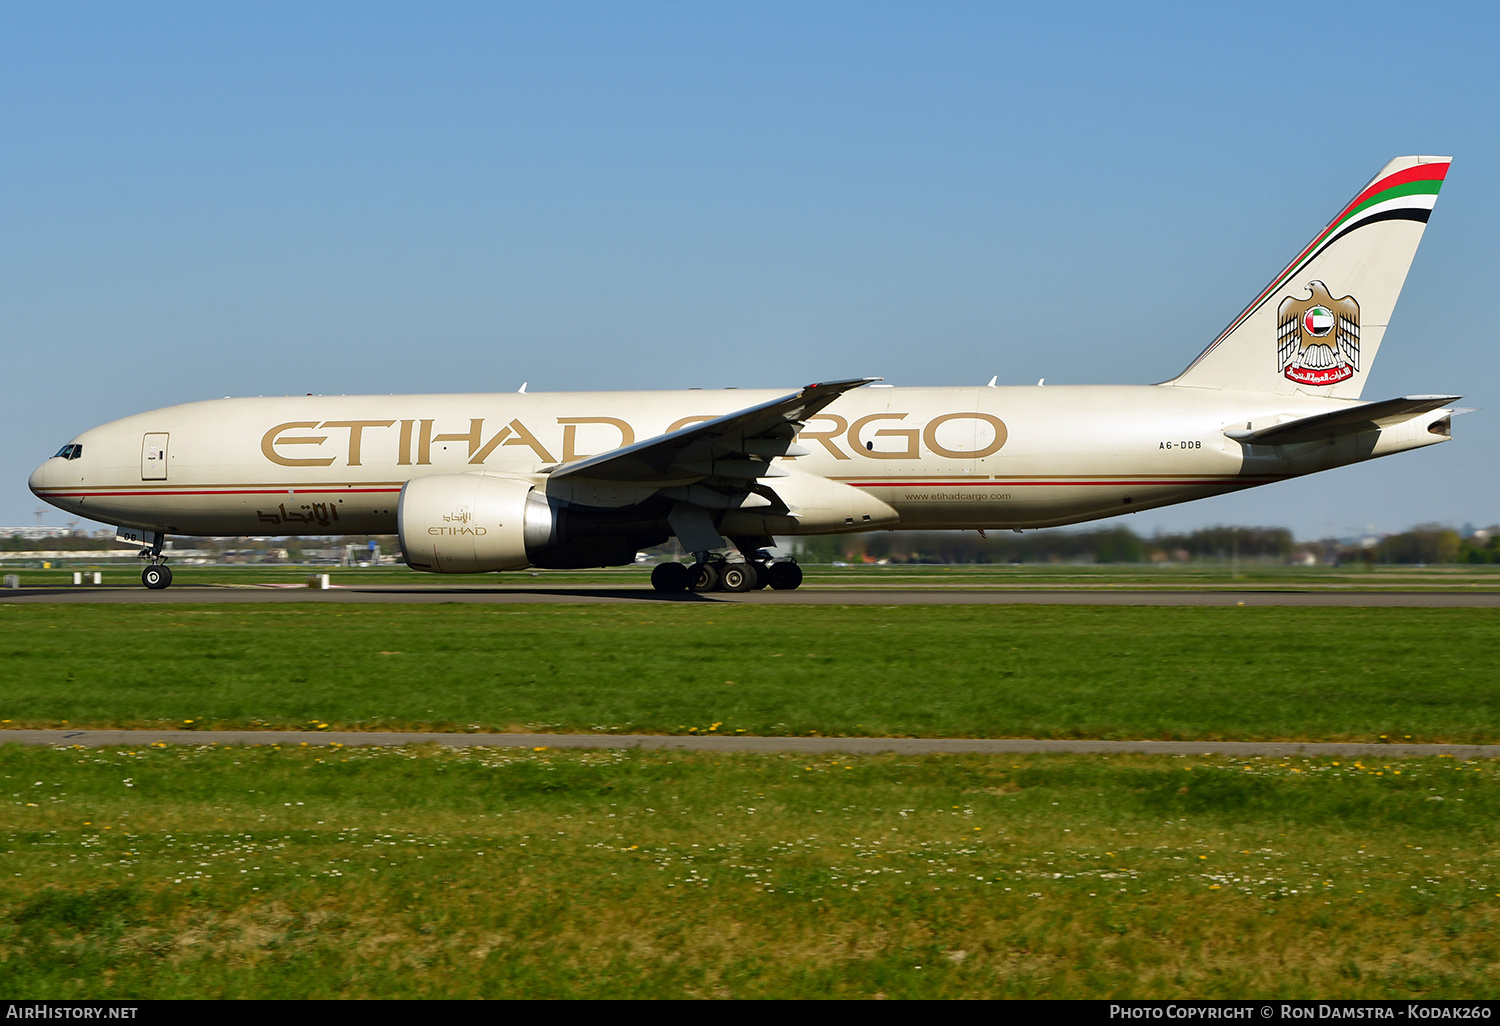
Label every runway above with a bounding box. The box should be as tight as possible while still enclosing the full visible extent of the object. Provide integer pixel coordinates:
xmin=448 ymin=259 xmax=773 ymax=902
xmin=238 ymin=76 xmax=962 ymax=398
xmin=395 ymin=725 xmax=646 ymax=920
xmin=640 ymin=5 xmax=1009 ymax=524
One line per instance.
xmin=6 ymin=728 xmax=1496 ymax=758
xmin=5 ymin=584 xmax=1500 ymax=606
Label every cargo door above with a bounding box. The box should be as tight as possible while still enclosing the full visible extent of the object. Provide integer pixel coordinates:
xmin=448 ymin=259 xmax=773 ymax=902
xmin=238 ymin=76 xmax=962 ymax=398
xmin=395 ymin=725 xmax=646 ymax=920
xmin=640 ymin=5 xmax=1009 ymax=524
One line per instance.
xmin=142 ymin=433 xmax=169 ymax=480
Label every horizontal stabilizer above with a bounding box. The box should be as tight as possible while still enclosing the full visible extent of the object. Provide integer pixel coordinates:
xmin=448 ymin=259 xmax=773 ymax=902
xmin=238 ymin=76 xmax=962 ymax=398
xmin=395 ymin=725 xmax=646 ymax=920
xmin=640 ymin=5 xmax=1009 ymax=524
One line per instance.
xmin=1224 ymin=395 xmax=1460 ymax=445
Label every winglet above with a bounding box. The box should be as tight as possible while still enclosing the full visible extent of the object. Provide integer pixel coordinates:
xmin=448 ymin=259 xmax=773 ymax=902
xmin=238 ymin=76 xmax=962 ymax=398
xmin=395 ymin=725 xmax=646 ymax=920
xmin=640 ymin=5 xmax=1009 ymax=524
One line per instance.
xmin=790 ymin=377 xmax=881 ymax=412
xmin=801 ymin=377 xmax=882 ymax=395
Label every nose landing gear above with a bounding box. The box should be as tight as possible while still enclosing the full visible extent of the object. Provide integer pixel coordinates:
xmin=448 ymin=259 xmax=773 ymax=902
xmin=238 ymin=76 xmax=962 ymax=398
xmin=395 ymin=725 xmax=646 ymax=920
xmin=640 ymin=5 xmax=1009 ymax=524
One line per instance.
xmin=141 ymin=564 xmax=173 ymax=590
xmin=137 ymin=533 xmax=172 ymax=590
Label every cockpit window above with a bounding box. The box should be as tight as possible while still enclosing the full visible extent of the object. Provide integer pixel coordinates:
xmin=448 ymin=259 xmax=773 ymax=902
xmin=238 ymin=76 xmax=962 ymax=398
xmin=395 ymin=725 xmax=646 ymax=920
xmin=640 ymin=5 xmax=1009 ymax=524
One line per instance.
xmin=52 ymin=444 xmax=82 ymax=460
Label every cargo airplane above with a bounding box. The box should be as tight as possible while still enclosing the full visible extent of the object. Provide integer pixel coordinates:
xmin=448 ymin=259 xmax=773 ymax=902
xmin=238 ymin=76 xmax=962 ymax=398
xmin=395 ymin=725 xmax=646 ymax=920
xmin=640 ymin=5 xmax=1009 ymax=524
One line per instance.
xmin=30 ymin=156 xmax=1460 ymax=592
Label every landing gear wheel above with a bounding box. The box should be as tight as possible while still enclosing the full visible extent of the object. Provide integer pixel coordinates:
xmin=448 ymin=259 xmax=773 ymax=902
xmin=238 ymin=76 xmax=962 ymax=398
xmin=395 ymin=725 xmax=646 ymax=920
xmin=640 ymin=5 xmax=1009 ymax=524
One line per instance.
xmin=751 ymin=561 xmax=771 ymax=589
xmin=688 ymin=562 xmax=720 ymax=593
xmin=721 ymin=563 xmax=758 ymax=592
xmin=141 ymin=565 xmax=173 ymax=590
xmin=766 ymin=561 xmax=803 ymax=591
xmin=651 ymin=561 xmax=691 ymax=593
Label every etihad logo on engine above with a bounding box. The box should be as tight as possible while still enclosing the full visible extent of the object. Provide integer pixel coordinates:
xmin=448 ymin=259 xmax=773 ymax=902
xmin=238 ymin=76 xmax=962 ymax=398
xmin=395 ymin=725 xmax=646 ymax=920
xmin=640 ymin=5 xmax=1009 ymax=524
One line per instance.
xmin=431 ymin=508 xmax=487 ymax=536
xmin=1277 ymin=281 xmax=1360 ymax=386
xmin=261 ymin=411 xmax=1007 ymax=467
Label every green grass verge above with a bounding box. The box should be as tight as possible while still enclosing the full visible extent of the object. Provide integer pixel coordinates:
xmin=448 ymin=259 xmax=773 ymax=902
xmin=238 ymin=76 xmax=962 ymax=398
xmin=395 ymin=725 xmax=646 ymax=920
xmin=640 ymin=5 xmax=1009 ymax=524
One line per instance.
xmin=5 ymin=562 xmax=1500 ymax=589
xmin=2 ymin=744 xmax=1496 ymax=998
xmin=0 ymin=605 xmax=1496 ymax=742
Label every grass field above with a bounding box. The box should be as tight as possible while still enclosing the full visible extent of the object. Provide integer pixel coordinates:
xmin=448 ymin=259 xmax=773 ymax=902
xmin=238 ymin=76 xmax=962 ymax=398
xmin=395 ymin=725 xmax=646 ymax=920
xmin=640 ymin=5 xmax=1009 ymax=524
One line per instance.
xmin=3 ymin=598 xmax=1496 ymax=998
xmin=3 ymin=743 xmax=1496 ymax=998
xmin=0 ymin=604 xmax=1495 ymax=742
xmin=6 ymin=561 xmax=1500 ymax=590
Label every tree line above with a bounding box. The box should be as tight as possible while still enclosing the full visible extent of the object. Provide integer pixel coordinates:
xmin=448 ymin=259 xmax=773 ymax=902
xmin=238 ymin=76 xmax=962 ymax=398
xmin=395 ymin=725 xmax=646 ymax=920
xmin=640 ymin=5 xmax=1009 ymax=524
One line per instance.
xmin=7 ymin=524 xmax=1500 ymax=564
xmin=791 ymin=525 xmax=1296 ymax=564
xmin=791 ymin=523 xmax=1500 ymax=565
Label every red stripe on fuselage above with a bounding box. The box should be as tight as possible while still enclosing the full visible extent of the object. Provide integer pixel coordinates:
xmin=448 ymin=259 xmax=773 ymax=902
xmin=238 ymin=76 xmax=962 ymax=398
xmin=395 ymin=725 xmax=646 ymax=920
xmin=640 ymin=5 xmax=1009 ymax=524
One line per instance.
xmin=36 ymin=487 xmax=404 ymax=498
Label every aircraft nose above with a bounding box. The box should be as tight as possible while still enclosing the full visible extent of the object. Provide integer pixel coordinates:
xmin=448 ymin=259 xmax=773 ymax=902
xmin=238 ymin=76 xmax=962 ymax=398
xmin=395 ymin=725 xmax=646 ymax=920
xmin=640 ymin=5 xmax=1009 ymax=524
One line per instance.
xmin=29 ymin=458 xmax=61 ymax=504
xmin=30 ymin=451 xmax=88 ymax=519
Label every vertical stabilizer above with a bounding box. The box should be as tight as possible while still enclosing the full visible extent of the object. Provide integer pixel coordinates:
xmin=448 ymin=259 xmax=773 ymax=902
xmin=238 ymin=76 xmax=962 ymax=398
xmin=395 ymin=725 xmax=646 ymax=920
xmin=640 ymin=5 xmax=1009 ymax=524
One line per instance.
xmin=1167 ymin=155 xmax=1450 ymax=397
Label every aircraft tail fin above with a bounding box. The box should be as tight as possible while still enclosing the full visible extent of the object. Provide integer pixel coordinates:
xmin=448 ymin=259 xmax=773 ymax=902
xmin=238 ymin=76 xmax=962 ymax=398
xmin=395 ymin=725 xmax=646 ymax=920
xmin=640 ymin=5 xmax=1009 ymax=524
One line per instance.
xmin=1166 ymin=155 xmax=1451 ymax=398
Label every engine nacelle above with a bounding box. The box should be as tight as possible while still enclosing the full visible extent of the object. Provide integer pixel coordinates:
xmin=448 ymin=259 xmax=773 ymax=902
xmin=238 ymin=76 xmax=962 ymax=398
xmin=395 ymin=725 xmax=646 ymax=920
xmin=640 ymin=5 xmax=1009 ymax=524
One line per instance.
xmin=398 ymin=473 xmax=552 ymax=573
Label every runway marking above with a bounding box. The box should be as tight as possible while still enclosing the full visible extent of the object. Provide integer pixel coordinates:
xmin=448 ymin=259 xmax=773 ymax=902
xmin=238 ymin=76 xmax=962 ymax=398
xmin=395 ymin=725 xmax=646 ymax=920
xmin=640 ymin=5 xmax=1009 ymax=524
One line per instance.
xmin=4 ymin=730 xmax=1496 ymax=758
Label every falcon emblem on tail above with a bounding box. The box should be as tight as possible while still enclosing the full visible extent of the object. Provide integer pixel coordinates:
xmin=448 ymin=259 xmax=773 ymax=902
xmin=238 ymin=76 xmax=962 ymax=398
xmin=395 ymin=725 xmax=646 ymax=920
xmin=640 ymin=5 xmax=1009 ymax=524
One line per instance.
xmin=1277 ymin=281 xmax=1360 ymax=386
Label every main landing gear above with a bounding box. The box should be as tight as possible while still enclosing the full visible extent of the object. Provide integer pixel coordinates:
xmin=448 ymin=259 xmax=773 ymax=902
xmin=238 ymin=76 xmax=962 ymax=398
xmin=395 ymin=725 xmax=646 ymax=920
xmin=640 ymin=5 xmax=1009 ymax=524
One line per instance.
xmin=650 ymin=554 xmax=803 ymax=594
xmin=139 ymin=533 xmax=172 ymax=590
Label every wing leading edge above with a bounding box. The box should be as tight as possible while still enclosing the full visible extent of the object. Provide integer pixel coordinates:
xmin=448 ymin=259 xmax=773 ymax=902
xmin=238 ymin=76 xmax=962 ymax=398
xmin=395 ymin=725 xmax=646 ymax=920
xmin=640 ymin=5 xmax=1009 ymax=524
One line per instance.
xmin=548 ymin=378 xmax=879 ymax=484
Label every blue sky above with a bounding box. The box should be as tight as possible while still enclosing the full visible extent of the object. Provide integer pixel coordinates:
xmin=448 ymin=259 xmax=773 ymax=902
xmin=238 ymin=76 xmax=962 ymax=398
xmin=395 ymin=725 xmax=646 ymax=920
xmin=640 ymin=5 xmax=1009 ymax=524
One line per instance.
xmin=4 ymin=1 xmax=1496 ymax=538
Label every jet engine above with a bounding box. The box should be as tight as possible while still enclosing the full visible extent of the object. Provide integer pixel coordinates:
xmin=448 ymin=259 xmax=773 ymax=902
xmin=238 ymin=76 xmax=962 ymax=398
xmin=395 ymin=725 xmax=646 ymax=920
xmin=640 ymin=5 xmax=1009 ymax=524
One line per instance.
xmin=397 ymin=473 xmax=555 ymax=573
xmin=397 ymin=473 xmax=645 ymax=572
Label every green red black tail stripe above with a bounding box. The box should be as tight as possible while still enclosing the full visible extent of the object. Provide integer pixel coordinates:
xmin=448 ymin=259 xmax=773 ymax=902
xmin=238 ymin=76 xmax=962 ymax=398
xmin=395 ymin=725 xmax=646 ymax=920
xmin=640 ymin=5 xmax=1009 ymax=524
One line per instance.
xmin=1204 ymin=159 xmax=1449 ymax=353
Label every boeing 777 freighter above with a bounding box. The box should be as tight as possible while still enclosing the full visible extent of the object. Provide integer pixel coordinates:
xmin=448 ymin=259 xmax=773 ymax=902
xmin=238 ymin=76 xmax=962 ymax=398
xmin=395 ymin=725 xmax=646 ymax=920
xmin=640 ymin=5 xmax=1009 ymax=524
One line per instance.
xmin=30 ymin=156 xmax=1460 ymax=591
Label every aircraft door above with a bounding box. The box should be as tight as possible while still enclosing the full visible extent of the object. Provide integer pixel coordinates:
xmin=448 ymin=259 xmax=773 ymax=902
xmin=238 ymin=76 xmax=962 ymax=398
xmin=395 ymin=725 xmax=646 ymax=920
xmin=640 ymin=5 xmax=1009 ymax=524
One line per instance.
xmin=142 ymin=433 xmax=169 ymax=480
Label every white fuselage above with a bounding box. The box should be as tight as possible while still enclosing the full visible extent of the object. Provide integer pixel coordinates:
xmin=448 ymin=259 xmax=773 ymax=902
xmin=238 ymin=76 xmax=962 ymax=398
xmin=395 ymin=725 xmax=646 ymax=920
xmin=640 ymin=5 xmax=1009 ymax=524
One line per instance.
xmin=28 ymin=384 xmax=1449 ymax=539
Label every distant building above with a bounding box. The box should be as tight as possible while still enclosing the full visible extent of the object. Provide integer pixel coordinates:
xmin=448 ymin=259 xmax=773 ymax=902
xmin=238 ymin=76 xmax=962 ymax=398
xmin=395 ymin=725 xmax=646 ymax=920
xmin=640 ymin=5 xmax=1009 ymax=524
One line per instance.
xmin=1 ymin=526 xmax=90 ymax=540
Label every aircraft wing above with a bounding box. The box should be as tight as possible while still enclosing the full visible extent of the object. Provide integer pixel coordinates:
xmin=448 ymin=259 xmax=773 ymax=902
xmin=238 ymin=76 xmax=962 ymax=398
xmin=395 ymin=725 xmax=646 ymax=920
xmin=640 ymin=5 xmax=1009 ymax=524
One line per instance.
xmin=548 ymin=377 xmax=879 ymax=484
xmin=1224 ymin=395 xmax=1461 ymax=445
